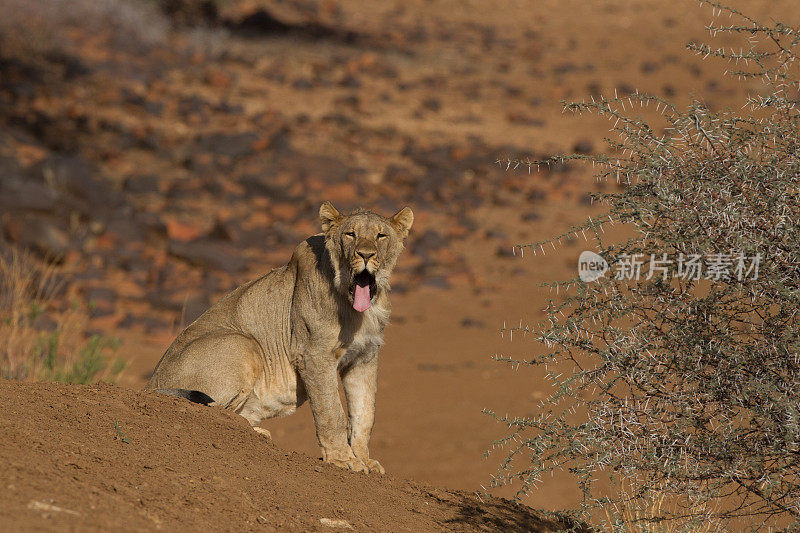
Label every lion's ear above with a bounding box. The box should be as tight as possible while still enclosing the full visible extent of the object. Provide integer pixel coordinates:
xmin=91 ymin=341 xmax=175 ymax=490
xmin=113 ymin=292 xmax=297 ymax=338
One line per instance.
xmin=319 ymin=201 xmax=343 ymax=234
xmin=390 ymin=206 xmax=414 ymax=239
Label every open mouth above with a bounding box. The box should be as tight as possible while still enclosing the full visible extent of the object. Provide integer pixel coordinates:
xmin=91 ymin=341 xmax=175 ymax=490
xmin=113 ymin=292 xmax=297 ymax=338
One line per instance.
xmin=350 ymin=270 xmax=377 ymax=312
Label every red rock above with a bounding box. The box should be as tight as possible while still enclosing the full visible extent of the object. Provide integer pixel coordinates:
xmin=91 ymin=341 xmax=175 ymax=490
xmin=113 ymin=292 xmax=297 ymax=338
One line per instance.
xmin=165 ymin=219 xmax=204 ymax=242
xmin=294 ymin=220 xmax=316 ymax=236
xmin=16 ymin=143 xmax=46 ymax=166
xmin=448 ymin=146 xmax=470 ymax=161
xmin=271 ymin=203 xmax=298 ymax=221
xmin=252 ymin=136 xmax=272 ymax=152
xmin=446 ymin=271 xmax=472 ymax=287
xmin=63 ymin=250 xmax=83 ymax=267
xmin=435 ymin=248 xmax=460 ymax=265
xmin=247 ymin=210 xmax=272 ymax=226
xmin=445 ymin=225 xmax=469 ymax=239
xmin=94 ymin=233 xmax=117 ymax=250
xmin=321 ymin=0 xmax=341 ymax=17
xmin=111 ymin=278 xmax=145 ymax=299
xmin=89 ymin=312 xmax=122 ymax=331
xmin=325 ymin=182 xmax=357 ymax=202
xmin=347 ymin=52 xmax=377 ymax=75
xmin=206 ymin=69 xmax=233 ymax=88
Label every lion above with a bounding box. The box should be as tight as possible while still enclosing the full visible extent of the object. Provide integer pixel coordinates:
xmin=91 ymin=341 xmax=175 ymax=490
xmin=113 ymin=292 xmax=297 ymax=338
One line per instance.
xmin=145 ymin=202 xmax=413 ymax=474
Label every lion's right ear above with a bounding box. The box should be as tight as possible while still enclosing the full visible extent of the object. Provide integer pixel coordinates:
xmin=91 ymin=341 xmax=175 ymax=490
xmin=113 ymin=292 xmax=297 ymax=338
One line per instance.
xmin=319 ymin=201 xmax=343 ymax=234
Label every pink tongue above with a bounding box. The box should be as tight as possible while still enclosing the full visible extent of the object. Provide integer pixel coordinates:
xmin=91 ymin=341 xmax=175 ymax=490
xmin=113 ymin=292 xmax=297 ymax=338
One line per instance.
xmin=353 ymin=283 xmax=371 ymax=312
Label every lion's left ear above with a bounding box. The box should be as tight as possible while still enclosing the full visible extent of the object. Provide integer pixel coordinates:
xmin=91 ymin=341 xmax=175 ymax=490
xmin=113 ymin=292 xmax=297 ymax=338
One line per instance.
xmin=320 ymin=201 xmax=343 ymax=234
xmin=390 ymin=206 xmax=414 ymax=239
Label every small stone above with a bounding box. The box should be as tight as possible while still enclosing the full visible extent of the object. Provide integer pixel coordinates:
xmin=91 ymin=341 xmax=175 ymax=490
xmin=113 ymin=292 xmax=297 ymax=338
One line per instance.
xmin=319 ymin=518 xmax=353 ymax=529
xmin=460 ymin=317 xmax=486 ymax=328
xmin=28 ymin=501 xmax=79 ymax=516
xmin=421 ymin=97 xmax=440 ymax=112
xmin=506 ymin=111 xmax=544 ymax=126
xmin=573 ymin=140 xmax=593 ymax=154
xmin=640 ymin=61 xmax=659 ymax=74
xmin=496 ymin=245 xmax=516 ymax=258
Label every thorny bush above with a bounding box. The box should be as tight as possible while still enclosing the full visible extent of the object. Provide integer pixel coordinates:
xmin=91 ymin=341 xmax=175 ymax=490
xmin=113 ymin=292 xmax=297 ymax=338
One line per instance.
xmin=486 ymin=3 xmax=800 ymax=530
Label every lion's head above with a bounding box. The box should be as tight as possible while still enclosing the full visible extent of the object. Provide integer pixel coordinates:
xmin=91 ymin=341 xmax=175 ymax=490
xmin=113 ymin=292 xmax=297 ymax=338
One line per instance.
xmin=319 ymin=201 xmax=413 ymax=312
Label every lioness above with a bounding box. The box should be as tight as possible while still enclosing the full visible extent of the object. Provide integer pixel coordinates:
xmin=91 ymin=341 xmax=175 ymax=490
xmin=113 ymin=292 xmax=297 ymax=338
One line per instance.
xmin=146 ymin=202 xmax=412 ymax=474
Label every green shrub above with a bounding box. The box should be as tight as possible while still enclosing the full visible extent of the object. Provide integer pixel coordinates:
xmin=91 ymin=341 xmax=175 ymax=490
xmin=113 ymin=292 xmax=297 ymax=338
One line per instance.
xmin=487 ymin=2 xmax=800 ymax=530
xmin=35 ymin=332 xmax=124 ymax=385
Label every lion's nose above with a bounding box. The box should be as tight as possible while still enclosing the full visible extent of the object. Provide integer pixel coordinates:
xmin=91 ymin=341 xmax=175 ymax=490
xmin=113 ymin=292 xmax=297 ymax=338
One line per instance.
xmin=357 ymin=251 xmax=375 ymax=263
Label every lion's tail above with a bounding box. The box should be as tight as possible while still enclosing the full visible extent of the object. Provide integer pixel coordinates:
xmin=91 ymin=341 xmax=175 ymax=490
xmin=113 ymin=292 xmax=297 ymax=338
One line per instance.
xmin=154 ymin=388 xmax=215 ymax=406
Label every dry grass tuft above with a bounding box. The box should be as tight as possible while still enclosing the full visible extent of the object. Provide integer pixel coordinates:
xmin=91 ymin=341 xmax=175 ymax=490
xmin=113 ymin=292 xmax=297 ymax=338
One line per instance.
xmin=0 ymin=247 xmax=125 ymax=384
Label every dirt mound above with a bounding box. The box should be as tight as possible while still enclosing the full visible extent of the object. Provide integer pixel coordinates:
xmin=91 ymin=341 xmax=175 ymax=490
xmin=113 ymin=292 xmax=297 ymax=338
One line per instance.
xmin=0 ymin=379 xmax=580 ymax=532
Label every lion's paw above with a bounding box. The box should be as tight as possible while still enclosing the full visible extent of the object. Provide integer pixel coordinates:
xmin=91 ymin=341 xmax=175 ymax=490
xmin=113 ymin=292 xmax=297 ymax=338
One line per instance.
xmin=325 ymin=456 xmax=370 ymax=473
xmin=253 ymin=427 xmax=272 ymax=439
xmin=363 ymin=458 xmax=385 ymax=475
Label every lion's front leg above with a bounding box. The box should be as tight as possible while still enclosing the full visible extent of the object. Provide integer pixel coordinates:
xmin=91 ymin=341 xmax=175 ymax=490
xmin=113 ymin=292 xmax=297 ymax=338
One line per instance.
xmin=298 ymin=353 xmax=368 ymax=473
xmin=341 ymin=351 xmax=385 ymax=474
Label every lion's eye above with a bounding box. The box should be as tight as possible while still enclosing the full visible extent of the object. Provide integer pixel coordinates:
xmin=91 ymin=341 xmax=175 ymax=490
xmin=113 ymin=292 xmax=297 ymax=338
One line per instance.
xmin=344 ymin=232 xmax=356 ymax=238
xmin=377 ymin=233 xmax=387 ymax=240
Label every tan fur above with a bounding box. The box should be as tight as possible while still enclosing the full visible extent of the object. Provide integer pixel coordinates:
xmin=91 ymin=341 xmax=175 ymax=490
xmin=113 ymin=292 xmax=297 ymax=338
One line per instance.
xmin=146 ymin=202 xmax=413 ymax=474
